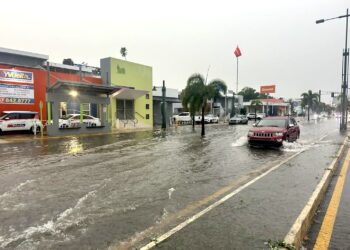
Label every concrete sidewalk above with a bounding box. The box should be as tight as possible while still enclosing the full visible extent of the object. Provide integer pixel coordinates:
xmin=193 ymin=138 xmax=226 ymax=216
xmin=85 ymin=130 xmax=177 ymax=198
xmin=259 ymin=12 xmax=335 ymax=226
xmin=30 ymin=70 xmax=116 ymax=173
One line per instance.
xmin=306 ymin=141 xmax=350 ymax=249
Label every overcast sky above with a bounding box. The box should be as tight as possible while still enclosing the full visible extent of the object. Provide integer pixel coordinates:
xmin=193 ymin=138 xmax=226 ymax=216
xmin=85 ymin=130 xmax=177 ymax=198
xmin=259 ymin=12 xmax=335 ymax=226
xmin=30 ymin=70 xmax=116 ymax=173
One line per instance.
xmin=1 ymin=0 xmax=348 ymax=102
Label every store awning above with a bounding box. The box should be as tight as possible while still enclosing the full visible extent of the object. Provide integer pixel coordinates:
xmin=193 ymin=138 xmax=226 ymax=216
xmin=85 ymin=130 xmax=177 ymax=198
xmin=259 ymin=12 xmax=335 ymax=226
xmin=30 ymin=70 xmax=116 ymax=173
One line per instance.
xmin=112 ymin=88 xmax=148 ymax=100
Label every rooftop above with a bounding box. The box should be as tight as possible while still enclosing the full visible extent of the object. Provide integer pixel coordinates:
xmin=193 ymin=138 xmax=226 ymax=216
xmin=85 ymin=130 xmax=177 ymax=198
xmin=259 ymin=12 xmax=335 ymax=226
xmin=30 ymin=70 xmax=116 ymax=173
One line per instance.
xmin=0 ymin=47 xmax=48 ymax=60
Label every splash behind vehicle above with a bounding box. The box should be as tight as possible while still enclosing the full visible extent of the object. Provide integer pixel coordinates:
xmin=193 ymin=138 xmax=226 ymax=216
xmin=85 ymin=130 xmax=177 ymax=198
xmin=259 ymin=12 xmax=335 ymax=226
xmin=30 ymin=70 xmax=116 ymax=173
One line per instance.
xmin=247 ymin=116 xmax=300 ymax=147
xmin=0 ymin=111 xmax=43 ymax=134
xmin=229 ymin=115 xmax=248 ymax=125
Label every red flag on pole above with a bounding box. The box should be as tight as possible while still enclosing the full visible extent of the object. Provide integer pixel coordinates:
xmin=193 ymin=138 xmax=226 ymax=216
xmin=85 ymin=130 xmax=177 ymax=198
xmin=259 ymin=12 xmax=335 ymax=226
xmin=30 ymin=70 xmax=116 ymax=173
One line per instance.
xmin=234 ymin=46 xmax=242 ymax=57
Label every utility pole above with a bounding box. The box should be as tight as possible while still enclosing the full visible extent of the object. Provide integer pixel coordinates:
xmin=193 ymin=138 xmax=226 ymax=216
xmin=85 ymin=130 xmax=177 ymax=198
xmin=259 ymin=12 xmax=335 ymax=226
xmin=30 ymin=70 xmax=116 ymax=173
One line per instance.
xmin=161 ymin=80 xmax=166 ymax=129
xmin=316 ymin=9 xmax=349 ymax=131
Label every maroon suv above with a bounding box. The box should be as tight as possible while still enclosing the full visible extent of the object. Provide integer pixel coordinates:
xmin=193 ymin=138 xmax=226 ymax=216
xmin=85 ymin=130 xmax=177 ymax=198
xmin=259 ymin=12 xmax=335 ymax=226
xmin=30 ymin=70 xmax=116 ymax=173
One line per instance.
xmin=247 ymin=116 xmax=300 ymax=147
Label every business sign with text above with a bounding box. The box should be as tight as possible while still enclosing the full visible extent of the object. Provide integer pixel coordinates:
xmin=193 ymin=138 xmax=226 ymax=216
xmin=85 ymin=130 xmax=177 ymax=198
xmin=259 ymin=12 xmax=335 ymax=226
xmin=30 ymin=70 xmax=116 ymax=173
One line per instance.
xmin=260 ymin=85 xmax=276 ymax=94
xmin=0 ymin=84 xmax=34 ymax=104
xmin=0 ymin=69 xmax=34 ymax=84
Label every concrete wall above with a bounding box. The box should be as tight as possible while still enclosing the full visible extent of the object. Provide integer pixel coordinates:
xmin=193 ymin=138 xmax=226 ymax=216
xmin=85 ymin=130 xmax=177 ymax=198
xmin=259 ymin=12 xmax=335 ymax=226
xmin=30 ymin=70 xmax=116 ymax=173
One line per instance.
xmin=100 ymin=58 xmax=111 ymax=86
xmin=153 ymin=101 xmax=173 ymax=126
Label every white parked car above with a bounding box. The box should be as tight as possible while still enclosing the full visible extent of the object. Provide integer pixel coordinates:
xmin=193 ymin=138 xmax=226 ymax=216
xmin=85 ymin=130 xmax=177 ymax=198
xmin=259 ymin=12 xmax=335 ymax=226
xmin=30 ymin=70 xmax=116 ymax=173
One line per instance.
xmin=172 ymin=112 xmax=192 ymax=124
xmin=205 ymin=114 xmax=219 ymax=123
xmin=0 ymin=111 xmax=43 ymax=134
xmin=195 ymin=114 xmax=219 ymax=124
xmin=229 ymin=115 xmax=248 ymax=125
xmin=59 ymin=114 xmax=102 ymax=128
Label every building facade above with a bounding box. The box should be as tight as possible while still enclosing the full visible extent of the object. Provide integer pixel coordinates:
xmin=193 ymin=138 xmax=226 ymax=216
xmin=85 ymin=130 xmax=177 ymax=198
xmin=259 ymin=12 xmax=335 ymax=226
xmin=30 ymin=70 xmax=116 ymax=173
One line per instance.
xmin=101 ymin=58 xmax=153 ymax=129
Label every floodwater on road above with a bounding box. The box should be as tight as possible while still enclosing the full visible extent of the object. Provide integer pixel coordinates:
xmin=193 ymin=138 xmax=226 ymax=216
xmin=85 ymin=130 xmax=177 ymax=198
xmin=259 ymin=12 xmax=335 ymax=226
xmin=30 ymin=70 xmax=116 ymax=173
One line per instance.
xmin=0 ymin=118 xmax=343 ymax=249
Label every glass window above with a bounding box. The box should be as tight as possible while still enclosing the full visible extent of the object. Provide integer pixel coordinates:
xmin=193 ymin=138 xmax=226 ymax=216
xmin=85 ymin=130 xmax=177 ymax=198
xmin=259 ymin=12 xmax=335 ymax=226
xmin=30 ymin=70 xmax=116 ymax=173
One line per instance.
xmin=19 ymin=113 xmax=35 ymax=119
xmin=256 ymin=119 xmax=286 ymax=128
xmin=145 ymin=93 xmax=150 ymax=99
xmin=60 ymin=102 xmax=67 ymax=117
xmin=82 ymin=103 xmax=90 ymax=115
xmin=146 ymin=104 xmax=150 ymax=110
xmin=146 ymin=114 xmax=150 ymax=119
xmin=117 ymin=99 xmax=135 ymax=120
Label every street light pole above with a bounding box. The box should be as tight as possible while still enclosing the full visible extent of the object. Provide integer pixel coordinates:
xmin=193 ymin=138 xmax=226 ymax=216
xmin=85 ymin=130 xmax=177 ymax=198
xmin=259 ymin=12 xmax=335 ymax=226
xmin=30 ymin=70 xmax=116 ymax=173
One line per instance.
xmin=316 ymin=9 xmax=349 ymax=131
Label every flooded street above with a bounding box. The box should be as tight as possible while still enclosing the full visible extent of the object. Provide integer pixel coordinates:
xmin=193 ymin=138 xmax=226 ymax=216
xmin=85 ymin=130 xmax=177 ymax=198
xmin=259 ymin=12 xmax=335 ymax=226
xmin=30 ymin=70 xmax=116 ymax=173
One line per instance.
xmin=0 ymin=118 xmax=345 ymax=249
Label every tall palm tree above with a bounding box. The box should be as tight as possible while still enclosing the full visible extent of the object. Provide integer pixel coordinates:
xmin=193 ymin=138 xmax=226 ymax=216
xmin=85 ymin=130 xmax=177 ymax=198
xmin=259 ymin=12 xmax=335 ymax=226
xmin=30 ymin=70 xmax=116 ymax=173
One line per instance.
xmin=301 ymin=90 xmax=319 ymax=121
xmin=250 ymin=100 xmax=263 ymax=122
xmin=120 ymin=47 xmax=127 ymax=60
xmin=182 ymin=74 xmax=226 ymax=136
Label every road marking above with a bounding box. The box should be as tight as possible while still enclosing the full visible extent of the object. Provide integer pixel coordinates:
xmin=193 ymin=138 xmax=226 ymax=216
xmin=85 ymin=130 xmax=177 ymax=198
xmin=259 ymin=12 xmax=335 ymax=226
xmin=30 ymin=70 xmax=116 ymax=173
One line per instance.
xmin=112 ymin=134 xmax=328 ymax=250
xmin=138 ymin=149 xmax=307 ymax=250
xmin=314 ymin=148 xmax=350 ymax=250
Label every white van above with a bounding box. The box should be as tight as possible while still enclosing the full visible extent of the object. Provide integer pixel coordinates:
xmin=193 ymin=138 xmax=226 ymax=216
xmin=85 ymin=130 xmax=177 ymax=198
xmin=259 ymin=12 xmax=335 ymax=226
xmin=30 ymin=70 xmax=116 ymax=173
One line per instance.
xmin=0 ymin=111 xmax=43 ymax=134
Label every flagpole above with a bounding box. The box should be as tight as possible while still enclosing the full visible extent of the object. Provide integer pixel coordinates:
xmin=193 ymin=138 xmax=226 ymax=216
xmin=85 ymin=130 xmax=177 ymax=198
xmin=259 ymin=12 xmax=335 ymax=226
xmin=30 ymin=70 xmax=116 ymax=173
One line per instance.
xmin=236 ymin=57 xmax=239 ymax=93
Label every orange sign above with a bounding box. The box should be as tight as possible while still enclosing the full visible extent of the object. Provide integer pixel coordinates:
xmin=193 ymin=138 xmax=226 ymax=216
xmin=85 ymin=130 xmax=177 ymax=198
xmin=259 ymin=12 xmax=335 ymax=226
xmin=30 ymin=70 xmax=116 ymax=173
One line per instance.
xmin=260 ymin=85 xmax=275 ymax=94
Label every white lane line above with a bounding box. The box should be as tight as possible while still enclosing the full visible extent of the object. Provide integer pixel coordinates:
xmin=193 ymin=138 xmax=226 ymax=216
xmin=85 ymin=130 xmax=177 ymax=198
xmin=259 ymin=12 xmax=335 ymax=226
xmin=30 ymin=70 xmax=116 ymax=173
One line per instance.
xmin=139 ymin=134 xmax=329 ymax=250
xmin=140 ymin=153 xmax=305 ymax=249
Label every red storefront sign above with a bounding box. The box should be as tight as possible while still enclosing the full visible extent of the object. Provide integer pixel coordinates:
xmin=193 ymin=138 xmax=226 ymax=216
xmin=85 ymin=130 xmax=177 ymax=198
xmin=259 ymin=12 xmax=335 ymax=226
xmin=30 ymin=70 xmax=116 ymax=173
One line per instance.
xmin=260 ymin=85 xmax=276 ymax=94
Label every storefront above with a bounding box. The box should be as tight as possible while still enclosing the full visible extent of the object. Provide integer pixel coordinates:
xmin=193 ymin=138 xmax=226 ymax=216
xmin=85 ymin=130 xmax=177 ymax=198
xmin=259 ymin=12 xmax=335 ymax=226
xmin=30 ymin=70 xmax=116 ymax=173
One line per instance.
xmin=244 ymin=99 xmax=290 ymax=116
xmin=0 ymin=48 xmax=48 ymax=121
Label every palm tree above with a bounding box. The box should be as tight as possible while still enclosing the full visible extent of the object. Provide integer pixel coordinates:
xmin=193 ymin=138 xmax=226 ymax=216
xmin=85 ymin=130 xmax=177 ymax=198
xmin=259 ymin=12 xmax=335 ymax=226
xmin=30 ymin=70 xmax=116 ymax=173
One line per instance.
xmin=301 ymin=90 xmax=319 ymax=121
xmin=250 ymin=100 xmax=263 ymax=122
xmin=120 ymin=47 xmax=127 ymax=60
xmin=182 ymin=87 xmax=202 ymax=129
xmin=182 ymin=74 xmax=226 ymax=136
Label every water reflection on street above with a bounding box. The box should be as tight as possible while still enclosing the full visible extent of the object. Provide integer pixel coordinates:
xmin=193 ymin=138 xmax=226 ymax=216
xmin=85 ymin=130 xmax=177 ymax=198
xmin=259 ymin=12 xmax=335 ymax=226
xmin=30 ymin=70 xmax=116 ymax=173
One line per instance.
xmin=0 ymin=118 xmax=342 ymax=249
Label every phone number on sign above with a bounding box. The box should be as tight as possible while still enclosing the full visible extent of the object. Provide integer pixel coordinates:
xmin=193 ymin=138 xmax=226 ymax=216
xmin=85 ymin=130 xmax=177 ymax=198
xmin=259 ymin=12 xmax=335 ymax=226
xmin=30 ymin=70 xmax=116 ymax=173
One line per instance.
xmin=0 ymin=98 xmax=34 ymax=104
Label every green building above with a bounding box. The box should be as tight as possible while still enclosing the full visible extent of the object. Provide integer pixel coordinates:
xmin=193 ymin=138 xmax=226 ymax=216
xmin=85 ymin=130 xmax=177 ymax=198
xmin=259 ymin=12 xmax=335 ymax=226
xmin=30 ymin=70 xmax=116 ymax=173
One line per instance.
xmin=100 ymin=58 xmax=153 ymax=129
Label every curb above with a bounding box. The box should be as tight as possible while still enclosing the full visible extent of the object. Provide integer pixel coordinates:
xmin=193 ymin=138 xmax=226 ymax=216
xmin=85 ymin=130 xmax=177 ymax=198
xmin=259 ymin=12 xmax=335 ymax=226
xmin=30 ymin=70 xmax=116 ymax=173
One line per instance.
xmin=283 ymin=137 xmax=348 ymax=249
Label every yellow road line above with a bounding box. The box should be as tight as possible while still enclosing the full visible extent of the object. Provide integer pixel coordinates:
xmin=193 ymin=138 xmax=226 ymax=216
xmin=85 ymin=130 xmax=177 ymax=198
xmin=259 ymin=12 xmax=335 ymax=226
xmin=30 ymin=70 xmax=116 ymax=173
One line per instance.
xmin=314 ymin=148 xmax=350 ymax=250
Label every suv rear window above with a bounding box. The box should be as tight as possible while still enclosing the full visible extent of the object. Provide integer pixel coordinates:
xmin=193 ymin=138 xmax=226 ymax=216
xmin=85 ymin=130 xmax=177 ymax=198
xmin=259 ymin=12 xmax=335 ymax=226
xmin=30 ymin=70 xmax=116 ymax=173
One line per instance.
xmin=19 ymin=113 xmax=35 ymax=119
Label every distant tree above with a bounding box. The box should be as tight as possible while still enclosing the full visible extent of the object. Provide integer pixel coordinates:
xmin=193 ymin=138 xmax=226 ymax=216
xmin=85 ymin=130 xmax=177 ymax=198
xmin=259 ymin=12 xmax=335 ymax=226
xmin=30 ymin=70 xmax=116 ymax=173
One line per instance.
xmin=62 ymin=58 xmax=74 ymax=66
xmin=258 ymin=93 xmax=273 ymax=99
xmin=250 ymin=100 xmax=263 ymax=122
xmin=288 ymin=99 xmax=295 ymax=115
xmin=238 ymin=87 xmax=260 ymax=102
xmin=120 ymin=47 xmax=127 ymax=60
xmin=301 ymin=90 xmax=319 ymax=121
xmin=181 ymin=74 xmax=226 ymax=136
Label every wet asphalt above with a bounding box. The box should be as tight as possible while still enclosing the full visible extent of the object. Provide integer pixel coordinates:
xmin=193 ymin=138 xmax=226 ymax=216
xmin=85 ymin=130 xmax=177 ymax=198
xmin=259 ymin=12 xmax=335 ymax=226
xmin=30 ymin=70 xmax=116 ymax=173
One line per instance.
xmin=0 ymin=118 xmax=345 ymax=250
